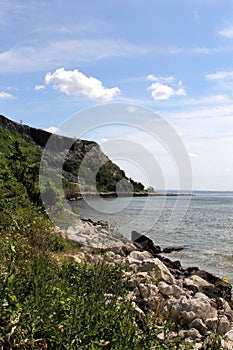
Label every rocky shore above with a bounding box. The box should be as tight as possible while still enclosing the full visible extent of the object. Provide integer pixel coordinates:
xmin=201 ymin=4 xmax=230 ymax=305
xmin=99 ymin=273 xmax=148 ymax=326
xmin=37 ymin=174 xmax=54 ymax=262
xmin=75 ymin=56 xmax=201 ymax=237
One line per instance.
xmin=65 ymin=191 xmax=193 ymax=200
xmin=59 ymin=218 xmax=233 ymax=349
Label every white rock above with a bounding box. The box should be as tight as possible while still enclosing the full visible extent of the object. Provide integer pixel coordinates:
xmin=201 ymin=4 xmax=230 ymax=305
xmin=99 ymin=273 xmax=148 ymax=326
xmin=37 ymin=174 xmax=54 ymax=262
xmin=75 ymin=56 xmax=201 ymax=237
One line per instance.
xmin=180 ymin=310 xmax=197 ymax=324
xmin=221 ymin=339 xmax=233 ymax=350
xmin=225 ymin=329 xmax=233 ymax=341
xmin=137 ymin=283 xmax=151 ymax=299
xmin=158 ymin=281 xmax=184 ymax=298
xmin=128 ymin=250 xmax=153 ymax=261
xmin=218 ymin=316 xmax=231 ymax=335
xmin=158 ymin=281 xmax=173 ymax=295
xmin=205 ymin=316 xmax=230 ymax=335
xmin=219 ymin=298 xmax=233 ymax=321
xmin=125 ymin=256 xmax=141 ymax=266
xmin=169 ymin=294 xmax=217 ymax=324
xmin=194 ymin=292 xmax=210 ymax=301
xmin=180 ymin=328 xmax=202 ymax=340
xmin=138 ymin=258 xmax=175 ymax=284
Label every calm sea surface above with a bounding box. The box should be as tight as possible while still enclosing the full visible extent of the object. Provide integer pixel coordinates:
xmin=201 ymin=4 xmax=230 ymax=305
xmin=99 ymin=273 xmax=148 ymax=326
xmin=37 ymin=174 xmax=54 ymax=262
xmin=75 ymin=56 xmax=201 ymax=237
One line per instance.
xmin=71 ymin=191 xmax=233 ymax=283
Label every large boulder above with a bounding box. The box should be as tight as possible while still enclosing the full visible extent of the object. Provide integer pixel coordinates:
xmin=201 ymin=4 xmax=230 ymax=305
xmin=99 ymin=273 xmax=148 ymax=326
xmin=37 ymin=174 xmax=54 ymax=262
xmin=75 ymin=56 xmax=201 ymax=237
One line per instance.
xmin=131 ymin=231 xmax=162 ymax=255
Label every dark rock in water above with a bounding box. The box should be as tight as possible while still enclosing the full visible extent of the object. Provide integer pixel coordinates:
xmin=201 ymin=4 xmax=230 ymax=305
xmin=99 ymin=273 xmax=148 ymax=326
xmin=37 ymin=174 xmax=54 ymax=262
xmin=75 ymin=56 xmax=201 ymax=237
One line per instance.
xmin=183 ymin=266 xmax=200 ymax=277
xmin=163 ymin=246 xmax=184 ymax=253
xmin=159 ymin=256 xmax=182 ymax=271
xmin=131 ymin=231 xmax=162 ymax=255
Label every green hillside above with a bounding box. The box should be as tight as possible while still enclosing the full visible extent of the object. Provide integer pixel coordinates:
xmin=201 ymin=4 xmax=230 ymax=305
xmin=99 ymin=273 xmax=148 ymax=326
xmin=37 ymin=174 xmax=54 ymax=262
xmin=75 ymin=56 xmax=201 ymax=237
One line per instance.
xmin=0 ymin=121 xmax=146 ymax=349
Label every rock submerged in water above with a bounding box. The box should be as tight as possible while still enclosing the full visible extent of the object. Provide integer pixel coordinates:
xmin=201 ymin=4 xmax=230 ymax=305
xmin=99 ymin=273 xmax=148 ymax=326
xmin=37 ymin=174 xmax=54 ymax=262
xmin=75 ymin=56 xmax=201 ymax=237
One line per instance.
xmin=62 ymin=222 xmax=233 ymax=348
xmin=163 ymin=245 xmax=184 ymax=253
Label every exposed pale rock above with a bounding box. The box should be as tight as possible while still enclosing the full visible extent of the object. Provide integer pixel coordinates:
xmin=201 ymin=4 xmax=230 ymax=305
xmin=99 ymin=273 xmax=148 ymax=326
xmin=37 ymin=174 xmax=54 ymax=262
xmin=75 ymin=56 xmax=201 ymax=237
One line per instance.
xmin=125 ymin=255 xmax=141 ymax=266
xmin=158 ymin=281 xmax=184 ymax=299
xmin=158 ymin=281 xmax=173 ymax=296
xmin=170 ymin=294 xmax=218 ymax=325
xmin=179 ymin=328 xmax=202 ymax=340
xmin=180 ymin=310 xmax=197 ymax=324
xmin=128 ymin=250 xmax=153 ymax=261
xmin=147 ymin=295 xmax=165 ymax=312
xmin=225 ymin=329 xmax=233 ymax=341
xmin=221 ymin=339 xmax=233 ymax=350
xmin=184 ymin=275 xmax=212 ymax=294
xmin=189 ymin=318 xmax=207 ymax=335
xmin=66 ymin=220 xmax=129 ymax=248
xmin=194 ymin=292 xmax=210 ymax=301
xmin=205 ymin=317 xmax=218 ymax=330
xmin=219 ymin=298 xmax=233 ymax=321
xmin=128 ymin=271 xmax=157 ymax=290
xmin=137 ymin=283 xmax=151 ymax=299
xmin=218 ymin=316 xmax=231 ymax=335
xmin=205 ymin=316 xmax=230 ymax=335
xmin=138 ymin=258 xmax=175 ymax=284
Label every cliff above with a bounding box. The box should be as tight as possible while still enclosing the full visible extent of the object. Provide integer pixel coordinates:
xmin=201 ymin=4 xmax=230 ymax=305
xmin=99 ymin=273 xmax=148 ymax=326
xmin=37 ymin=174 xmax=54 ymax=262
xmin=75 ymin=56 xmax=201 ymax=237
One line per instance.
xmin=0 ymin=114 xmax=141 ymax=194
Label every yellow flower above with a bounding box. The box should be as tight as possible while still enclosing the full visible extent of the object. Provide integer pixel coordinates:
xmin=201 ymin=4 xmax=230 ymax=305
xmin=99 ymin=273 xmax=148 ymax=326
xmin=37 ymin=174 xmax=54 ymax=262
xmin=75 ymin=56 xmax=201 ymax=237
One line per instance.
xmin=223 ymin=277 xmax=229 ymax=283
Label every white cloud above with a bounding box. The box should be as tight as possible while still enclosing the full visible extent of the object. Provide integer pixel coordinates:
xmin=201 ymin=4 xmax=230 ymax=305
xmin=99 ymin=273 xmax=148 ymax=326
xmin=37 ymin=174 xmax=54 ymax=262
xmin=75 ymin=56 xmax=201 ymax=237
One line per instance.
xmin=45 ymin=126 xmax=61 ymax=134
xmin=205 ymin=71 xmax=233 ymax=80
xmin=127 ymin=105 xmax=138 ymax=113
xmin=0 ymin=39 xmax=150 ymax=73
xmin=45 ymin=68 xmax=121 ymax=101
xmin=0 ymin=91 xmax=14 ymax=99
xmin=147 ymin=74 xmax=159 ymax=82
xmin=35 ymin=85 xmax=45 ymax=91
xmin=219 ymin=25 xmax=233 ymax=38
xmin=147 ymin=75 xmax=186 ymax=101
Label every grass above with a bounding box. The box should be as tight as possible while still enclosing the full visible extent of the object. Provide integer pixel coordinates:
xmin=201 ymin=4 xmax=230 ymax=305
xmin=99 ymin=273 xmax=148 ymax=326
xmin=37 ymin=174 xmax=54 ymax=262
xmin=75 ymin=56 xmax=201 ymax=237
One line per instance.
xmin=0 ymin=125 xmax=225 ymax=349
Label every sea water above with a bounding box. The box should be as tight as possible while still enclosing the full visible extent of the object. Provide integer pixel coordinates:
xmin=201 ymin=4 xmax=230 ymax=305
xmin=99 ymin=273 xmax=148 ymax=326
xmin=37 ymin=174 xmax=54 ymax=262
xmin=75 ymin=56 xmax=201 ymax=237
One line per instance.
xmin=71 ymin=191 xmax=233 ymax=283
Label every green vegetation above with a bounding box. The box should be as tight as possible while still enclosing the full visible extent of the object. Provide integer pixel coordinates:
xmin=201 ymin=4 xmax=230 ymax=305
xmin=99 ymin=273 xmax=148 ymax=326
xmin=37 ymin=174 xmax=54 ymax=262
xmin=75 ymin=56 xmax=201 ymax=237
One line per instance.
xmin=0 ymin=125 xmax=182 ymax=349
xmin=0 ymin=123 xmax=222 ymax=349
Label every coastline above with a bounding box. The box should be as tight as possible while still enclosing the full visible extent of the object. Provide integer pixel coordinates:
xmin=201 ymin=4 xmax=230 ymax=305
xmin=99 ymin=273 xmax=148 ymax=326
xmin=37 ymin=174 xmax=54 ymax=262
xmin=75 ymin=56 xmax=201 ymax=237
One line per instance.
xmin=61 ymin=217 xmax=233 ymax=348
xmin=65 ymin=191 xmax=193 ymax=200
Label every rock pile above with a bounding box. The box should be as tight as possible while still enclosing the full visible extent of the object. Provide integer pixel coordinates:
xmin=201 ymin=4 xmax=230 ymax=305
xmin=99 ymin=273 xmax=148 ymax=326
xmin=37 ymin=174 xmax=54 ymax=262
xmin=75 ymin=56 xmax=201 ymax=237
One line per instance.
xmin=62 ymin=219 xmax=233 ymax=349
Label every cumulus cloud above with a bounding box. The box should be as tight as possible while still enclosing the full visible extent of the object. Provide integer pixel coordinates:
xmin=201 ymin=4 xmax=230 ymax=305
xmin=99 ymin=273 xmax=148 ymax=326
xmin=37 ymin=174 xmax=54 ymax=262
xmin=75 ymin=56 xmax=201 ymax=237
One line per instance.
xmin=45 ymin=68 xmax=120 ymax=101
xmin=46 ymin=126 xmax=61 ymax=134
xmin=0 ymin=91 xmax=14 ymax=99
xmin=147 ymin=75 xmax=186 ymax=101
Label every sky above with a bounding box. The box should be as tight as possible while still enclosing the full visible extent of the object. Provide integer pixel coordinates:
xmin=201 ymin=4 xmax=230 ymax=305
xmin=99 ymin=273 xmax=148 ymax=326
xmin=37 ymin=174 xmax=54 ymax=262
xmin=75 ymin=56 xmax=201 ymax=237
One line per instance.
xmin=1 ymin=0 xmax=233 ymax=191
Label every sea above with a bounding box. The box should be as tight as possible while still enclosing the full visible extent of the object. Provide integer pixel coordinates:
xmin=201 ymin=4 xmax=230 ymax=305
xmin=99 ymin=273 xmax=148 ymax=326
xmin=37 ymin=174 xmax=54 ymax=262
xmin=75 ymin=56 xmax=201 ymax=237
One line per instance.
xmin=70 ymin=191 xmax=233 ymax=284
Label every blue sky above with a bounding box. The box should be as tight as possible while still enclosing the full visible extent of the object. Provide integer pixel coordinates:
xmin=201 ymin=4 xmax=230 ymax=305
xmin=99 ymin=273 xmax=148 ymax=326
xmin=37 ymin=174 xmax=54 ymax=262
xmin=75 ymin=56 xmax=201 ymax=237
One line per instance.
xmin=1 ymin=0 xmax=233 ymax=190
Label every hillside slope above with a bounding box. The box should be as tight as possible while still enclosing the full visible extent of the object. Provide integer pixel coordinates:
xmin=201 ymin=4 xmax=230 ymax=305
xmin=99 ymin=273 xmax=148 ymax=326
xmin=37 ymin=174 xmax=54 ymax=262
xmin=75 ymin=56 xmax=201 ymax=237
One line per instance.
xmin=0 ymin=115 xmax=144 ymax=195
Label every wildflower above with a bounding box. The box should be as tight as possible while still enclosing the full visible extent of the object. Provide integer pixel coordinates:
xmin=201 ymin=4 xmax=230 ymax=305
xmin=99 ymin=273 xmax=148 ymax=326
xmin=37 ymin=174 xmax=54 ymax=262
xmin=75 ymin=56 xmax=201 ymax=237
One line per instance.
xmin=99 ymin=340 xmax=110 ymax=346
xmin=223 ymin=277 xmax=229 ymax=283
xmin=58 ymin=325 xmax=64 ymax=333
xmin=157 ymin=315 xmax=163 ymax=325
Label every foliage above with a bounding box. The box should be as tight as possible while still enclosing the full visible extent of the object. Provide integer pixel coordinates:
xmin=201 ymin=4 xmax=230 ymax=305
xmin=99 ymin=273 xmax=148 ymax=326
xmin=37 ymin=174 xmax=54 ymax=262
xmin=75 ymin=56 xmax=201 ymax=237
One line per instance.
xmin=0 ymin=124 xmax=223 ymax=349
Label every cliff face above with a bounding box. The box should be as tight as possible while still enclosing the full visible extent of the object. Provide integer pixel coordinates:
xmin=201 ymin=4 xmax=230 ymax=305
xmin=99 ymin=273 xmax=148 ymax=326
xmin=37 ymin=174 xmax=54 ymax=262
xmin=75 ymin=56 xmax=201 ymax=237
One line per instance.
xmin=0 ymin=114 xmax=100 ymax=152
xmin=0 ymin=115 xmax=128 ymax=192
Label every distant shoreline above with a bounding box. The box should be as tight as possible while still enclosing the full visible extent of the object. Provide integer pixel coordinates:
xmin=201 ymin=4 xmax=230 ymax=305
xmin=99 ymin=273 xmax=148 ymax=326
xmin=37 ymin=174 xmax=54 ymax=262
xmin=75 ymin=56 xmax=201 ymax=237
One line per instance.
xmin=65 ymin=191 xmax=193 ymax=201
